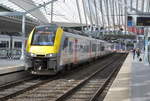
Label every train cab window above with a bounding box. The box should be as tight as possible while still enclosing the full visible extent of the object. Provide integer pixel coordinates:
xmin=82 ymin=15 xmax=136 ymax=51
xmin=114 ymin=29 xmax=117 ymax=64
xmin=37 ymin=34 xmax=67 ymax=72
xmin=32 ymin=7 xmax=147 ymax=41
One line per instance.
xmin=0 ymin=41 xmax=9 ymax=48
xmin=14 ymin=41 xmax=22 ymax=48
xmin=32 ymin=25 xmax=57 ymax=46
xmin=92 ymin=44 xmax=96 ymax=52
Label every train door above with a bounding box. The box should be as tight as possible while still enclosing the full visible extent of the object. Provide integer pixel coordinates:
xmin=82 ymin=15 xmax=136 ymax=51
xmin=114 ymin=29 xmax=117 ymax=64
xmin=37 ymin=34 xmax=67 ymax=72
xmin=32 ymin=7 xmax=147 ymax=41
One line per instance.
xmin=60 ymin=36 xmax=69 ymax=66
xmin=0 ymin=35 xmax=10 ymax=58
xmin=73 ymin=39 xmax=78 ymax=64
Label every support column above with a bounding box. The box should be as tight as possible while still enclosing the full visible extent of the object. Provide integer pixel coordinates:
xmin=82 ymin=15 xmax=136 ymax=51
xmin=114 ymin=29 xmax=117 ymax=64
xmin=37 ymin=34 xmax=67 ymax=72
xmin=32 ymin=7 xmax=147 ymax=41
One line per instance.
xmin=76 ymin=0 xmax=83 ymax=31
xmin=99 ymin=0 xmax=105 ymax=27
xmin=130 ymin=0 xmax=133 ymax=12
xmin=51 ymin=1 xmax=54 ymax=23
xmin=124 ymin=0 xmax=127 ymax=50
xmin=20 ymin=15 xmax=25 ymax=60
xmin=88 ymin=0 xmax=93 ymax=31
xmin=94 ymin=0 xmax=99 ymax=27
xmin=136 ymin=0 xmax=139 ymax=10
xmin=82 ymin=0 xmax=88 ymax=27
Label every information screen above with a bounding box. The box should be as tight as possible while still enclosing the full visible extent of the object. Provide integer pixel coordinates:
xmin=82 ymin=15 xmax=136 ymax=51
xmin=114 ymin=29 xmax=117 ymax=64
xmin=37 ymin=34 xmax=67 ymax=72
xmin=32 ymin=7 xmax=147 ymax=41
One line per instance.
xmin=128 ymin=16 xmax=133 ymax=21
xmin=136 ymin=17 xmax=150 ymax=26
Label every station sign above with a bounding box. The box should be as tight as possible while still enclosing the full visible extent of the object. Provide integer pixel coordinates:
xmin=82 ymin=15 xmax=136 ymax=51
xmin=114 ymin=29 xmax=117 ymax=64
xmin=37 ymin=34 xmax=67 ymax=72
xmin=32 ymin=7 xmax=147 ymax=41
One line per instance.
xmin=127 ymin=16 xmax=145 ymax=34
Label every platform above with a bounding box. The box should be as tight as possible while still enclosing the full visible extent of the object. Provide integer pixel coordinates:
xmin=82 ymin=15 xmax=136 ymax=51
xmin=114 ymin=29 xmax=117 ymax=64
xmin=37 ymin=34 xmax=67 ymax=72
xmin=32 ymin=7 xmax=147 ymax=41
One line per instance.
xmin=104 ymin=53 xmax=150 ymax=101
xmin=0 ymin=59 xmax=24 ymax=75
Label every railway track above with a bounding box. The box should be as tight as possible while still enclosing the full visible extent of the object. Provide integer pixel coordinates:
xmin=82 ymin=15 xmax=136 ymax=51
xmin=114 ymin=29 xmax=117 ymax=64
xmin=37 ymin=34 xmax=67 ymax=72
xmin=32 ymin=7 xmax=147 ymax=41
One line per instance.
xmin=0 ymin=55 xmax=109 ymax=101
xmin=0 ymin=53 xmax=127 ymax=101
xmin=0 ymin=71 xmax=31 ymax=86
xmin=56 ymin=54 xmax=127 ymax=101
xmin=0 ymin=75 xmax=59 ymax=101
xmin=0 ymin=54 xmax=113 ymax=101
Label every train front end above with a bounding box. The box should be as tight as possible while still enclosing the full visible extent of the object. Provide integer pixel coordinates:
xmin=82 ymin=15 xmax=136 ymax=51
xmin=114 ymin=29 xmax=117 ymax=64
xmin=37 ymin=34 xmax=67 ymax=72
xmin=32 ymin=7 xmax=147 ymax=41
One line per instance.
xmin=25 ymin=24 xmax=63 ymax=75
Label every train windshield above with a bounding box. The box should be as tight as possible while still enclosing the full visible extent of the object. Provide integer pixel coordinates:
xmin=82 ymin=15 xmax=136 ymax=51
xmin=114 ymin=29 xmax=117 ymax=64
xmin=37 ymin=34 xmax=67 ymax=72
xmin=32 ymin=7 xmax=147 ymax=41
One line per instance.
xmin=32 ymin=25 xmax=57 ymax=46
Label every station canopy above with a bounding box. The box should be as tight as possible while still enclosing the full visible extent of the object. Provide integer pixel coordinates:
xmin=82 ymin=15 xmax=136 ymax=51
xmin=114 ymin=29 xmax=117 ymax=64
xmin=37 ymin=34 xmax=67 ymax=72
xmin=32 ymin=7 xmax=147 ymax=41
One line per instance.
xmin=0 ymin=0 xmax=150 ymax=28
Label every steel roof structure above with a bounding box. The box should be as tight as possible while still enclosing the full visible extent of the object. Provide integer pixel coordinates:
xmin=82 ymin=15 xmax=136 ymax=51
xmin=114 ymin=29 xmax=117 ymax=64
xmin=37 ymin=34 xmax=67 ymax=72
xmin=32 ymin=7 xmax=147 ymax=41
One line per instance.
xmin=0 ymin=0 xmax=149 ymax=28
xmin=0 ymin=0 xmax=149 ymax=59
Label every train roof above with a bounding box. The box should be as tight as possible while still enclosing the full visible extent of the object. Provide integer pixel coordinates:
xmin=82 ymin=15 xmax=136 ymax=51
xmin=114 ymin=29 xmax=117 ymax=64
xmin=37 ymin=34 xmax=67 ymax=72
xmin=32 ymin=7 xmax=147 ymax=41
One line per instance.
xmin=0 ymin=33 xmax=22 ymax=36
xmin=35 ymin=24 xmax=110 ymax=43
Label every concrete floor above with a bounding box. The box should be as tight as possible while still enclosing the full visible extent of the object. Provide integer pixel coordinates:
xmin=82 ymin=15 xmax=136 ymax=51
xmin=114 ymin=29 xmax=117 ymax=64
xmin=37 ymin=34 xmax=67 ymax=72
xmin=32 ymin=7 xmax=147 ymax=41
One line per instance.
xmin=131 ymin=57 xmax=150 ymax=101
xmin=104 ymin=53 xmax=132 ymax=101
xmin=0 ymin=59 xmax=24 ymax=74
xmin=104 ymin=53 xmax=150 ymax=101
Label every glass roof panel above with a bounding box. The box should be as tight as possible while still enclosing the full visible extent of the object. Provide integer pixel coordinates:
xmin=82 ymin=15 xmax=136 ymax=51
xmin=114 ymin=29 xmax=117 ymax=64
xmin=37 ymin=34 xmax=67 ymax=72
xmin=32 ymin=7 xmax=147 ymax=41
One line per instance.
xmin=0 ymin=0 xmax=150 ymax=27
xmin=0 ymin=0 xmax=37 ymax=20
xmin=32 ymin=0 xmax=85 ymax=24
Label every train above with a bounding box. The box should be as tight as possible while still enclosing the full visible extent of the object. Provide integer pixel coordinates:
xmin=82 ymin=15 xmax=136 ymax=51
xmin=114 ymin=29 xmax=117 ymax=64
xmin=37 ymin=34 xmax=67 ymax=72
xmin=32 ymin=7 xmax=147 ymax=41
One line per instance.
xmin=25 ymin=24 xmax=113 ymax=75
xmin=0 ymin=34 xmax=23 ymax=59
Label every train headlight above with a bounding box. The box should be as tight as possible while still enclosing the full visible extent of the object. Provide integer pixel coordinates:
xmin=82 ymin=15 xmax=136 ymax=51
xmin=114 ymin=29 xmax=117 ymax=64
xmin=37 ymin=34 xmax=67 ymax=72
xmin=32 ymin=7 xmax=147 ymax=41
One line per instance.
xmin=26 ymin=52 xmax=36 ymax=57
xmin=30 ymin=53 xmax=36 ymax=57
xmin=45 ymin=53 xmax=56 ymax=57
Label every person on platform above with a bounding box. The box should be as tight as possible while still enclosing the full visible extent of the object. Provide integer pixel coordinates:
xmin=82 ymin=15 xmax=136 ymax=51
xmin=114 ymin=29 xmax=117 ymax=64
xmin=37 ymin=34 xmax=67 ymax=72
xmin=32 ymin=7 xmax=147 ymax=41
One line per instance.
xmin=136 ymin=48 xmax=141 ymax=58
xmin=132 ymin=48 xmax=136 ymax=59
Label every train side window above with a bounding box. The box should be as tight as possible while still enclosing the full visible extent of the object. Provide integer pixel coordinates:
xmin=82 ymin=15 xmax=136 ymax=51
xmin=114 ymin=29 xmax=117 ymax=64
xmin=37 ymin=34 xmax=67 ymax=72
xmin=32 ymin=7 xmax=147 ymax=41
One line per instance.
xmin=148 ymin=37 xmax=150 ymax=41
xmin=69 ymin=41 xmax=73 ymax=53
xmin=85 ymin=45 xmax=89 ymax=52
xmin=101 ymin=46 xmax=105 ymax=51
xmin=63 ymin=38 xmax=68 ymax=49
xmin=92 ymin=44 xmax=96 ymax=52
xmin=14 ymin=41 xmax=22 ymax=48
xmin=0 ymin=41 xmax=9 ymax=48
xmin=101 ymin=42 xmax=105 ymax=51
xmin=99 ymin=44 xmax=101 ymax=51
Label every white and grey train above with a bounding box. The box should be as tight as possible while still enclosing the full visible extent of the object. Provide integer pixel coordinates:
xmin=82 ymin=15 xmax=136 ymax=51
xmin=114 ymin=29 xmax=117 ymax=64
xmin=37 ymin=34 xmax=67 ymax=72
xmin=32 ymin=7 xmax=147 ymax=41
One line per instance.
xmin=25 ymin=25 xmax=113 ymax=75
xmin=0 ymin=35 xmax=23 ymax=59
